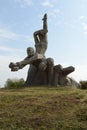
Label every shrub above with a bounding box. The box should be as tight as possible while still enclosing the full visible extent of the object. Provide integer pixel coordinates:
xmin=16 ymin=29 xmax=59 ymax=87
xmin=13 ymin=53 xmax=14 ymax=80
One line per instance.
xmin=4 ymin=78 xmax=25 ymax=89
xmin=80 ymin=81 xmax=87 ymax=89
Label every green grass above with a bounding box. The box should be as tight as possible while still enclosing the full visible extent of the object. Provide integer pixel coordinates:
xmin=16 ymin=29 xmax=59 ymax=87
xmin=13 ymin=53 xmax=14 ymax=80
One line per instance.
xmin=0 ymin=86 xmax=87 ymax=130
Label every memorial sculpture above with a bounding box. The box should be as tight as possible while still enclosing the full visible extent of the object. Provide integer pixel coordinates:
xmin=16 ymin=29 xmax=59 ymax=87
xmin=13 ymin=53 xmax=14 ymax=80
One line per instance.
xmin=9 ymin=14 xmax=79 ymax=87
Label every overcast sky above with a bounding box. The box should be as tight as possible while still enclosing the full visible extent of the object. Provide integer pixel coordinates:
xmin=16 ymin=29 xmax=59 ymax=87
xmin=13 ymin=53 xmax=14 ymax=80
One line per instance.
xmin=0 ymin=0 xmax=87 ymax=87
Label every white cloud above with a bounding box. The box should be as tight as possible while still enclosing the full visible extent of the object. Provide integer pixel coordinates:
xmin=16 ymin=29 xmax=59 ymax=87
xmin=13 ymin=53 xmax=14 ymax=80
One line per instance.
xmin=41 ymin=0 xmax=53 ymax=7
xmin=0 ymin=45 xmax=24 ymax=53
xmin=80 ymin=15 xmax=85 ymax=20
xmin=0 ymin=27 xmax=33 ymax=43
xmin=0 ymin=46 xmax=12 ymax=52
xmin=15 ymin=0 xmax=33 ymax=7
xmin=79 ymin=16 xmax=87 ymax=34
xmin=82 ymin=23 xmax=87 ymax=34
xmin=0 ymin=28 xmax=19 ymax=40
xmin=48 ymin=9 xmax=60 ymax=18
xmin=82 ymin=23 xmax=87 ymax=30
xmin=41 ymin=0 xmax=58 ymax=8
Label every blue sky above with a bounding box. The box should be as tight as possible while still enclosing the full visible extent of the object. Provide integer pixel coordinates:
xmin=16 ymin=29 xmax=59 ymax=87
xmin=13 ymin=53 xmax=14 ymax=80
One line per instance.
xmin=0 ymin=0 xmax=87 ymax=87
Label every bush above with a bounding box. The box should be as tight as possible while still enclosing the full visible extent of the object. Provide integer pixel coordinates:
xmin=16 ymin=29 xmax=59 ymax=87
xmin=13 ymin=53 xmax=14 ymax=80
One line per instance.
xmin=80 ymin=81 xmax=87 ymax=89
xmin=5 ymin=78 xmax=25 ymax=89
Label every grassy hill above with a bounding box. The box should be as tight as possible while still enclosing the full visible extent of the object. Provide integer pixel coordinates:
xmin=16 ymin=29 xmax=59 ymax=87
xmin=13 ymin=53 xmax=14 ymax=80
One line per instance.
xmin=0 ymin=86 xmax=87 ymax=130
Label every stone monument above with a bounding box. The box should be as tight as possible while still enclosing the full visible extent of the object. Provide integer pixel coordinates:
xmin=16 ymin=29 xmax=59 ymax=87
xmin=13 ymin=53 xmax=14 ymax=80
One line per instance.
xmin=9 ymin=14 xmax=79 ymax=87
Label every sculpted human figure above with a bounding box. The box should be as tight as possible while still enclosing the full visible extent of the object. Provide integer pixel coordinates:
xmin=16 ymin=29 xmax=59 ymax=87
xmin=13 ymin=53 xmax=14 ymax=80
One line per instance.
xmin=9 ymin=14 xmax=54 ymax=86
xmin=9 ymin=13 xmax=78 ymax=87
xmin=34 ymin=13 xmax=48 ymax=56
xmin=53 ymin=64 xmax=75 ymax=86
xmin=9 ymin=47 xmax=35 ymax=71
xmin=9 ymin=47 xmax=44 ymax=85
xmin=34 ymin=13 xmax=54 ymax=85
xmin=10 ymin=14 xmax=48 ymax=68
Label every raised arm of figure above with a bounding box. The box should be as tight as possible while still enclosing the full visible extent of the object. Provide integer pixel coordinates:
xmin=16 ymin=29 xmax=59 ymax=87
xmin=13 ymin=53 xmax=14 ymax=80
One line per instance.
xmin=33 ymin=14 xmax=48 ymax=45
xmin=42 ymin=13 xmax=48 ymax=32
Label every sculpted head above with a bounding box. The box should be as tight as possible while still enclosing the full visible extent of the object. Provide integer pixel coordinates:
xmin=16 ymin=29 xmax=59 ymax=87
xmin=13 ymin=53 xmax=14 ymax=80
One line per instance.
xmin=47 ymin=58 xmax=54 ymax=67
xmin=27 ymin=47 xmax=34 ymax=57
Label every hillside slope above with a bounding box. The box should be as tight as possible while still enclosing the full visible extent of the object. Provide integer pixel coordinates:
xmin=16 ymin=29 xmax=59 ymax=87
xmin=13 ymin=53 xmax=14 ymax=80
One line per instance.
xmin=0 ymin=87 xmax=87 ymax=130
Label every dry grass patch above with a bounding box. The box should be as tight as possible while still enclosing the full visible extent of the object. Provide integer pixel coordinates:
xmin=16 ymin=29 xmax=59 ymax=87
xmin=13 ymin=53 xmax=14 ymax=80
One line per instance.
xmin=0 ymin=87 xmax=87 ymax=130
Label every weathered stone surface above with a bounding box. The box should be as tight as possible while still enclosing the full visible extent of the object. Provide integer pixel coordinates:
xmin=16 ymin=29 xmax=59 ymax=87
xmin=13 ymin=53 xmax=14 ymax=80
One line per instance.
xmin=9 ymin=14 xmax=79 ymax=87
xmin=17 ymin=53 xmax=45 ymax=67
